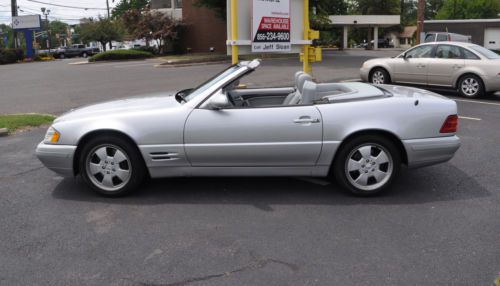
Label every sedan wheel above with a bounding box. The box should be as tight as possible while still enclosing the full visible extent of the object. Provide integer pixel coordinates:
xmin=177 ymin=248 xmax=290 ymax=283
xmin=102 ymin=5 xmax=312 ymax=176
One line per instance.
xmin=370 ymin=69 xmax=390 ymax=85
xmin=80 ymin=135 xmax=146 ymax=196
xmin=333 ymin=135 xmax=401 ymax=196
xmin=458 ymin=75 xmax=484 ymax=98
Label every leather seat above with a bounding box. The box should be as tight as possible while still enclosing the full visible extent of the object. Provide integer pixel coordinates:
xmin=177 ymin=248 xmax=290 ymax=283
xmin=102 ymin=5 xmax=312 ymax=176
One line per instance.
xmin=283 ymin=72 xmax=312 ymax=105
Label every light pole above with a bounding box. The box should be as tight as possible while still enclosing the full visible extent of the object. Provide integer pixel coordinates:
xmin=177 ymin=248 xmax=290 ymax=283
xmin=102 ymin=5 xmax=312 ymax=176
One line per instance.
xmin=11 ymin=0 xmax=18 ymax=48
xmin=41 ymin=7 xmax=51 ymax=53
xmin=416 ymin=0 xmax=425 ymax=44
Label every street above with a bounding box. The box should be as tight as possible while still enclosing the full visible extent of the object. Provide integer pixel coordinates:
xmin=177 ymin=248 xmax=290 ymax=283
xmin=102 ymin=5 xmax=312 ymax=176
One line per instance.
xmin=1 ymin=51 xmax=499 ymax=285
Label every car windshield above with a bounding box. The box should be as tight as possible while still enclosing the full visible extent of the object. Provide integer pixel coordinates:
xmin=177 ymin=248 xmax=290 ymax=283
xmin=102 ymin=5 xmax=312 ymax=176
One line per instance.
xmin=469 ymin=45 xmax=500 ymax=59
xmin=182 ymin=65 xmax=241 ymax=102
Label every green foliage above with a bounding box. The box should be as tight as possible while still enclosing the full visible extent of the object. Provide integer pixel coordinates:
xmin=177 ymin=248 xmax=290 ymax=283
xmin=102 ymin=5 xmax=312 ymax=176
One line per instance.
xmin=112 ymin=0 xmax=150 ymax=18
xmin=80 ymin=17 xmax=124 ymax=51
xmin=436 ymin=0 xmax=500 ymax=19
xmin=352 ymin=0 xmax=400 ymax=15
xmin=425 ymin=0 xmax=445 ymax=19
xmin=89 ymin=49 xmax=154 ymax=62
xmin=0 ymin=48 xmax=24 ymax=65
xmin=0 ymin=114 xmax=55 ymax=132
xmin=132 ymin=46 xmax=158 ymax=55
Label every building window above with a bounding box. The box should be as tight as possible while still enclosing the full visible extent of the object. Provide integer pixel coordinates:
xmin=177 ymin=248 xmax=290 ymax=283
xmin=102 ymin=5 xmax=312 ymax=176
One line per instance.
xmin=174 ymin=0 xmax=182 ymax=8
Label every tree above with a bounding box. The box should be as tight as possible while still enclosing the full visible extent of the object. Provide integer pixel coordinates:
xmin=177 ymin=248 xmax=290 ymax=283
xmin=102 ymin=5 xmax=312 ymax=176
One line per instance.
xmin=49 ymin=20 xmax=69 ymax=47
xmin=436 ymin=0 xmax=500 ymax=19
xmin=425 ymin=0 xmax=445 ymax=19
xmin=194 ymin=0 xmax=226 ymax=20
xmin=80 ymin=17 xmax=123 ymax=51
xmin=122 ymin=9 xmax=184 ymax=54
xmin=352 ymin=0 xmax=401 ymax=15
xmin=112 ymin=0 xmax=150 ymax=18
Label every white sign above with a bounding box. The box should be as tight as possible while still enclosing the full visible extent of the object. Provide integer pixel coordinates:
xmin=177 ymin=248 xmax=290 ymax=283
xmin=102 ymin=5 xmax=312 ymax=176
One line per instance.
xmin=252 ymin=0 xmax=291 ymax=52
xmin=12 ymin=15 xmax=41 ymax=30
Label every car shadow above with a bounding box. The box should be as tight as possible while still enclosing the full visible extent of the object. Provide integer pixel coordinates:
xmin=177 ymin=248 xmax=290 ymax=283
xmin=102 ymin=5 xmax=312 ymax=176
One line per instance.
xmin=52 ymin=164 xmax=490 ymax=210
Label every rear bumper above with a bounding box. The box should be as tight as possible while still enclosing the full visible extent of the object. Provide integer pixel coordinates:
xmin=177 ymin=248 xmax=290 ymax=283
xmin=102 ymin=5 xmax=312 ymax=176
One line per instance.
xmin=403 ymin=136 xmax=461 ymax=168
xmin=483 ymin=76 xmax=500 ymax=92
xmin=36 ymin=142 xmax=77 ymax=177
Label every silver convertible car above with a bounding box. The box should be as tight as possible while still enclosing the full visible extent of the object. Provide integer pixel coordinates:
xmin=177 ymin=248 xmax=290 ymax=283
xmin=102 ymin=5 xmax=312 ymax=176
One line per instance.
xmin=360 ymin=42 xmax=500 ymax=98
xmin=37 ymin=59 xmax=461 ymax=196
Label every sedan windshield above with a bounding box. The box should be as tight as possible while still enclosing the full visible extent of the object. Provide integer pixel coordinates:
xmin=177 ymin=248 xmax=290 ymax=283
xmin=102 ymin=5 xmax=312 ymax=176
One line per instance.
xmin=469 ymin=46 xmax=500 ymax=59
xmin=182 ymin=65 xmax=241 ymax=102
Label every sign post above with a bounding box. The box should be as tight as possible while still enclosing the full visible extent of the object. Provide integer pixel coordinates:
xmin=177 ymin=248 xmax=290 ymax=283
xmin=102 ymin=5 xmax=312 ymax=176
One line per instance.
xmin=227 ymin=0 xmax=321 ymax=74
xmin=12 ymin=15 xmax=42 ymax=59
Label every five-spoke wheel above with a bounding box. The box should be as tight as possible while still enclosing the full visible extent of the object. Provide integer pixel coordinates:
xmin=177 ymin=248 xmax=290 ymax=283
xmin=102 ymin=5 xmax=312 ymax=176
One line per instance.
xmin=333 ymin=135 xmax=401 ymax=195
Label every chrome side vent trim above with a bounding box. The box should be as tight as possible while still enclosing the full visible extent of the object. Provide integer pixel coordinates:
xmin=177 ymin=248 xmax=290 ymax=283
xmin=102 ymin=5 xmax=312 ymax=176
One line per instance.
xmin=149 ymin=152 xmax=180 ymax=161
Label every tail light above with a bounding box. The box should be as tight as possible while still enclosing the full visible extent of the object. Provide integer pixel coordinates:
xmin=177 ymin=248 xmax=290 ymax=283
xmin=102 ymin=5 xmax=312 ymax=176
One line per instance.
xmin=440 ymin=115 xmax=458 ymax=133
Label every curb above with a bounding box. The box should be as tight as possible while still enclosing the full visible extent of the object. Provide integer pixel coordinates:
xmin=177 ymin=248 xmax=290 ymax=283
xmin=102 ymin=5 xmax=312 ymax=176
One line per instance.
xmin=0 ymin=128 xmax=8 ymax=137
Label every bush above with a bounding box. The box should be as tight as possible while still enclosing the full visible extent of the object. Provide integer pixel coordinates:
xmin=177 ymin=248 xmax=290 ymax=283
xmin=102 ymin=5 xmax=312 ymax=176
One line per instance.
xmin=0 ymin=48 xmax=24 ymax=65
xmin=132 ymin=46 xmax=158 ymax=55
xmin=89 ymin=49 xmax=154 ymax=62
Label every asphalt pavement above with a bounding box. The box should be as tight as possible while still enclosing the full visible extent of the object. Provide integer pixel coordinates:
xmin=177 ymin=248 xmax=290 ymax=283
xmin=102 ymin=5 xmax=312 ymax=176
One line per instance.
xmin=0 ymin=52 xmax=499 ymax=285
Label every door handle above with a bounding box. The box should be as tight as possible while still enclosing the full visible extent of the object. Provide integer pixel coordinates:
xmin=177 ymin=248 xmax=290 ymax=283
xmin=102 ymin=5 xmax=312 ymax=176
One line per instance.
xmin=416 ymin=64 xmax=426 ymax=68
xmin=294 ymin=117 xmax=320 ymax=124
xmin=452 ymin=65 xmax=463 ymax=69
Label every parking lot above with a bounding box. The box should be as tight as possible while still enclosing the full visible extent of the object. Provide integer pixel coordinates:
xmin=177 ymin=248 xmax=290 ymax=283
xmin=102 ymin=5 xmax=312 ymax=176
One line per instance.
xmin=1 ymin=51 xmax=499 ymax=285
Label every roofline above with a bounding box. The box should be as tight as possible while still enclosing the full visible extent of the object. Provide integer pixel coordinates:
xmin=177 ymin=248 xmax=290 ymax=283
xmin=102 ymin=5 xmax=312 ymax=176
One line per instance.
xmin=425 ymin=18 xmax=500 ymax=24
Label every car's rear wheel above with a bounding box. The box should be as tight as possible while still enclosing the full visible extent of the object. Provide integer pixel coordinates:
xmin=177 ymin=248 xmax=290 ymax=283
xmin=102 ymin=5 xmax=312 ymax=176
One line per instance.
xmin=333 ymin=135 xmax=401 ymax=196
xmin=82 ymin=52 xmax=88 ymax=58
xmin=79 ymin=135 xmax=146 ymax=196
xmin=458 ymin=74 xmax=484 ymax=98
xmin=370 ymin=68 xmax=390 ymax=84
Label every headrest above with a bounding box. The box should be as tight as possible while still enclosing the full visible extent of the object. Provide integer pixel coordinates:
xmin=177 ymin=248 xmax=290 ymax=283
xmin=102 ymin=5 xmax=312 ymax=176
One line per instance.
xmin=297 ymin=73 xmax=312 ymax=93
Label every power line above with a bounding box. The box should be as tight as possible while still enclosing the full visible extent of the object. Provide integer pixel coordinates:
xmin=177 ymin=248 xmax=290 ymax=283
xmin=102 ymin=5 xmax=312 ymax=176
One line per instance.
xmin=26 ymin=0 xmax=107 ymax=10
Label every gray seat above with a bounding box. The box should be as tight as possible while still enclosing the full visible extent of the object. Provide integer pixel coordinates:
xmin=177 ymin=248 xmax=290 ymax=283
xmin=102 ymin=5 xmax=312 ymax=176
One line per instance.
xmin=283 ymin=72 xmax=312 ymax=105
xmin=300 ymin=81 xmax=354 ymax=105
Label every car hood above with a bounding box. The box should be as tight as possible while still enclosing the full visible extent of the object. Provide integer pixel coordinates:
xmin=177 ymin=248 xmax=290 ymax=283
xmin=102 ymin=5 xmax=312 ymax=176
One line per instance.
xmin=55 ymin=93 xmax=180 ymax=123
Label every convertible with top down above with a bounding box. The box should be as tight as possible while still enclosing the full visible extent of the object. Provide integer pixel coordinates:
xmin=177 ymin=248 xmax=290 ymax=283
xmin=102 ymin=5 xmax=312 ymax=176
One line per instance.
xmin=36 ymin=59 xmax=461 ymax=196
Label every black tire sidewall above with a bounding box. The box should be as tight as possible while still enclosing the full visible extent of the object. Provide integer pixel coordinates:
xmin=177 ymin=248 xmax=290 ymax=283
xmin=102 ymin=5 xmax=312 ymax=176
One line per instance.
xmin=333 ymin=135 xmax=401 ymax=196
xmin=79 ymin=135 xmax=146 ymax=196
xmin=458 ymin=75 xmax=484 ymax=98
xmin=370 ymin=68 xmax=390 ymax=84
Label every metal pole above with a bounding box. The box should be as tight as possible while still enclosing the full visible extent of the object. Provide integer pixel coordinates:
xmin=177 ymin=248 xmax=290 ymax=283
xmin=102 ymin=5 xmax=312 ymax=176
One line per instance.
xmin=11 ymin=0 xmax=18 ymax=48
xmin=416 ymin=0 xmax=425 ymax=44
xmin=106 ymin=0 xmax=110 ymax=18
xmin=230 ymin=0 xmax=238 ymax=64
xmin=303 ymin=0 xmax=310 ymax=74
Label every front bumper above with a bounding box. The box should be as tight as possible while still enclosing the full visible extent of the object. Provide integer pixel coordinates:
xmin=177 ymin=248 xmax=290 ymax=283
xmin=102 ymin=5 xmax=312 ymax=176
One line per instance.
xmin=360 ymin=67 xmax=370 ymax=82
xmin=403 ymin=136 xmax=461 ymax=168
xmin=36 ymin=142 xmax=77 ymax=177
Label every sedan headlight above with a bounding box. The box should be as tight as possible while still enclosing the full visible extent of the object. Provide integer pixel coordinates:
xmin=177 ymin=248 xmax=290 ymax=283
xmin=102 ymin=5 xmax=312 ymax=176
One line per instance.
xmin=44 ymin=126 xmax=60 ymax=144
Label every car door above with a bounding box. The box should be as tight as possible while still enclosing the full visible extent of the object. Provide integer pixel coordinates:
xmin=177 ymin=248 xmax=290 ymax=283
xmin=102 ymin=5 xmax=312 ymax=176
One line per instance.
xmin=184 ymin=90 xmax=323 ymax=167
xmin=427 ymin=44 xmax=465 ymax=87
xmin=391 ymin=44 xmax=434 ymax=84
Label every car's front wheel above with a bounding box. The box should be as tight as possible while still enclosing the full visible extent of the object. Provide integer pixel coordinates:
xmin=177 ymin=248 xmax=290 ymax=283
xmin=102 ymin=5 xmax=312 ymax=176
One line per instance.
xmin=79 ymin=135 xmax=146 ymax=196
xmin=370 ymin=68 xmax=390 ymax=84
xmin=333 ymin=135 xmax=401 ymax=196
xmin=458 ymin=74 xmax=484 ymax=98
xmin=82 ymin=52 xmax=88 ymax=58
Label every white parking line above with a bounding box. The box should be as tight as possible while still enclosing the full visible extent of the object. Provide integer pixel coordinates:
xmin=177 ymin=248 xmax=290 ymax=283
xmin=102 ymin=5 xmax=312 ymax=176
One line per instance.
xmin=454 ymin=99 xmax=500 ymax=107
xmin=459 ymin=116 xmax=482 ymax=121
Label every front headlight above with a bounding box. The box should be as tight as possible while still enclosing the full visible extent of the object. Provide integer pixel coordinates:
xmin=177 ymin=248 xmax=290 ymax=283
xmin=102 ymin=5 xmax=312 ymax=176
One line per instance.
xmin=44 ymin=126 xmax=60 ymax=144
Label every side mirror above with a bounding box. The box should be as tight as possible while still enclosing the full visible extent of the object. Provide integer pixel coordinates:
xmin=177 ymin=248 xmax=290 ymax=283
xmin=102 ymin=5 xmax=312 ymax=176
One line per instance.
xmin=207 ymin=92 xmax=230 ymax=110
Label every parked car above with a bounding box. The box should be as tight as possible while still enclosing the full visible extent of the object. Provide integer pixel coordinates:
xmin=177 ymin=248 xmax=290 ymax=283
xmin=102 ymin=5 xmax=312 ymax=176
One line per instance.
xmin=370 ymin=38 xmax=395 ymax=48
xmin=360 ymin=42 xmax=500 ymax=98
xmin=424 ymin=32 xmax=471 ymax=43
xmin=36 ymin=59 xmax=460 ymax=197
xmin=53 ymin=44 xmax=100 ymax=59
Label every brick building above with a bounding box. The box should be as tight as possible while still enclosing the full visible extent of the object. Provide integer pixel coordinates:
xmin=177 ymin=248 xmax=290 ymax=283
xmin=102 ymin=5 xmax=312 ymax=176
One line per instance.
xmin=151 ymin=0 xmax=227 ymax=53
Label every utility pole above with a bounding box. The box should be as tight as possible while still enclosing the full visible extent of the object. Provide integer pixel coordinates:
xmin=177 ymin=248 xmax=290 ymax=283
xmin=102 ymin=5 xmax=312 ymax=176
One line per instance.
xmin=11 ymin=0 xmax=18 ymax=48
xmin=416 ymin=0 xmax=425 ymax=44
xmin=106 ymin=0 xmax=110 ymax=18
xmin=41 ymin=7 xmax=51 ymax=53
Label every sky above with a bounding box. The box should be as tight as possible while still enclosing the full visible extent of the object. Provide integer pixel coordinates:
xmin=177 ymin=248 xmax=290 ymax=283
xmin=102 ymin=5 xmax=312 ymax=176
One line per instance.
xmin=0 ymin=0 xmax=116 ymax=25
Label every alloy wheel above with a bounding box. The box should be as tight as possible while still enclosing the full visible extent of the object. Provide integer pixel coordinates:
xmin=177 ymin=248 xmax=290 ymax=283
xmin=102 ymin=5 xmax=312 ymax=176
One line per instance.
xmin=461 ymin=78 xmax=479 ymax=97
xmin=345 ymin=143 xmax=393 ymax=192
xmin=85 ymin=144 xmax=132 ymax=192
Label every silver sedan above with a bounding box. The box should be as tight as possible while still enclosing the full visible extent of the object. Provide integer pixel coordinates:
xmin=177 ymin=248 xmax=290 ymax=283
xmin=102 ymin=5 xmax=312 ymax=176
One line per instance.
xmin=37 ymin=59 xmax=460 ymax=196
xmin=360 ymin=42 xmax=500 ymax=98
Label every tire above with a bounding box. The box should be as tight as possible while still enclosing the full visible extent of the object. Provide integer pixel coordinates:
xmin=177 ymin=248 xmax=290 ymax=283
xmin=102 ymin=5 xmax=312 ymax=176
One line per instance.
xmin=457 ymin=74 xmax=484 ymax=98
xmin=59 ymin=54 xmax=65 ymax=59
xmin=79 ymin=135 xmax=146 ymax=196
xmin=82 ymin=52 xmax=88 ymax=58
xmin=333 ymin=135 xmax=401 ymax=196
xmin=370 ymin=68 xmax=390 ymax=84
